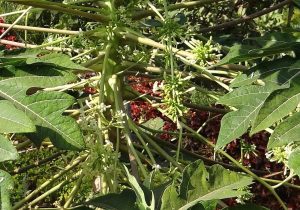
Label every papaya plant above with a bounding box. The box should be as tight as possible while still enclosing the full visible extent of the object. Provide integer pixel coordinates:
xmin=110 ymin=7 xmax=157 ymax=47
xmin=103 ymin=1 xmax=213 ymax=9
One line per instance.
xmin=0 ymin=0 xmax=299 ymax=210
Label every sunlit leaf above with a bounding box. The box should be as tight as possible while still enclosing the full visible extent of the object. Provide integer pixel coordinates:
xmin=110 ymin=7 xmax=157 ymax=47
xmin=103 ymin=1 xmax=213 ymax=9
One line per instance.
xmin=251 ymin=79 xmax=300 ymax=134
xmin=0 ymin=170 xmax=14 ymax=210
xmin=216 ymin=85 xmax=276 ymax=149
xmin=0 ymin=100 xmax=35 ymax=133
xmin=268 ymin=112 xmax=300 ymax=149
xmin=0 ymin=135 xmax=18 ymax=162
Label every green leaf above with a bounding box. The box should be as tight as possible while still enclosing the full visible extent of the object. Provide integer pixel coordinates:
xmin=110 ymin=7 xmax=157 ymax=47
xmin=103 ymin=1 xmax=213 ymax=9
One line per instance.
xmin=268 ymin=112 xmax=300 ymax=149
xmin=26 ymin=53 xmax=88 ymax=70
xmin=161 ymin=160 xmax=253 ymax=210
xmin=142 ymin=117 xmax=164 ymax=131
xmin=0 ymin=170 xmax=14 ymax=210
xmin=0 ymin=49 xmax=87 ymax=70
xmin=0 ymin=135 xmax=18 ymax=162
xmin=222 ymin=204 xmax=269 ymax=210
xmin=0 ymin=76 xmax=85 ymax=150
xmin=217 ymin=33 xmax=300 ymax=65
xmin=23 ymin=92 xmax=85 ymax=150
xmin=0 ymin=100 xmax=35 ymax=133
xmin=216 ymin=85 xmax=275 ymax=149
xmin=124 ymin=166 xmax=155 ymax=210
xmin=0 ymin=64 xmax=77 ymax=81
xmin=85 ymin=189 xmax=138 ymax=210
xmin=161 ymin=185 xmax=186 ymax=210
xmin=251 ymin=79 xmax=300 ymax=134
xmin=288 ymin=148 xmax=300 ymax=177
xmin=231 ymin=57 xmax=300 ymax=88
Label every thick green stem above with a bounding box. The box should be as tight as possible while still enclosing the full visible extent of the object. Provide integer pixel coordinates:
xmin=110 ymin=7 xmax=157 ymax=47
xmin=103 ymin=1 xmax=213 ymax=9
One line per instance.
xmin=111 ymin=74 xmax=148 ymax=179
xmin=117 ymin=28 xmax=194 ymax=58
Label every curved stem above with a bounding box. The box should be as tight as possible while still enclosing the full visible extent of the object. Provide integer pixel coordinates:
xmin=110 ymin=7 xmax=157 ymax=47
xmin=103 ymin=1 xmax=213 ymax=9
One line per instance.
xmin=272 ymin=171 xmax=295 ymax=189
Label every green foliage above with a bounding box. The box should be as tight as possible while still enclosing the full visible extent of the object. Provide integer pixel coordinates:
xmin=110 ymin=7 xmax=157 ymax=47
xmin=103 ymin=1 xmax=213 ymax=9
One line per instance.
xmin=124 ymin=166 xmax=155 ymax=210
xmin=161 ymin=160 xmax=253 ymax=210
xmin=217 ymin=33 xmax=300 ymax=65
xmin=0 ymin=50 xmax=85 ymax=150
xmin=0 ymin=1 xmax=299 ymax=210
xmin=216 ymin=85 xmax=277 ymax=149
xmin=0 ymin=100 xmax=35 ymax=133
xmin=268 ymin=112 xmax=300 ymax=149
xmin=84 ymin=189 xmax=139 ymax=210
xmin=217 ymin=32 xmax=300 ymax=177
xmin=251 ymin=78 xmax=300 ymax=134
xmin=0 ymin=135 xmax=18 ymax=162
xmin=288 ymin=148 xmax=300 ymax=177
xmin=0 ymin=170 xmax=14 ymax=209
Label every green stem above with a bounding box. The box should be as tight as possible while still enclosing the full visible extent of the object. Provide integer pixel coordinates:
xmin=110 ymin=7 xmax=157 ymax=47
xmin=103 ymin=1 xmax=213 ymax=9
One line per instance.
xmin=8 ymin=0 xmax=109 ymax=23
xmin=113 ymin=127 xmax=120 ymax=192
xmin=133 ymin=121 xmax=183 ymax=171
xmin=178 ymin=56 xmax=231 ymax=91
xmin=0 ymin=23 xmax=80 ymax=35
xmin=111 ymin=75 xmax=148 ymax=179
xmin=262 ymin=177 xmax=300 ymax=190
xmin=117 ymin=28 xmax=194 ymax=59
xmin=64 ymin=173 xmax=84 ymax=208
xmin=175 ymin=119 xmax=183 ymax=162
xmin=99 ymin=44 xmax=112 ymax=104
xmin=272 ymin=171 xmax=295 ymax=189
xmin=128 ymin=121 xmax=157 ymax=165
xmin=0 ymin=6 xmax=32 ymax=39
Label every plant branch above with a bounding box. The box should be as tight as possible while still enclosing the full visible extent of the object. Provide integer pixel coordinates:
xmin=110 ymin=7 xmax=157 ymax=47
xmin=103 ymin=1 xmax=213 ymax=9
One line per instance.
xmin=117 ymin=28 xmax=194 ymax=58
xmin=132 ymin=0 xmax=221 ymax=20
xmin=137 ymin=123 xmax=269 ymax=176
xmin=0 ymin=6 xmax=32 ymax=39
xmin=0 ymin=39 xmax=81 ymax=52
xmin=199 ymin=0 xmax=292 ymax=33
xmin=0 ymin=23 xmax=80 ymax=35
xmin=7 ymin=0 xmax=109 ymax=23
